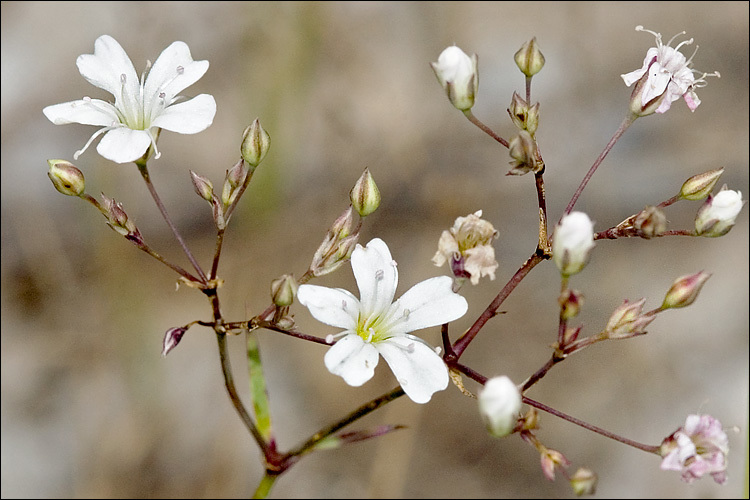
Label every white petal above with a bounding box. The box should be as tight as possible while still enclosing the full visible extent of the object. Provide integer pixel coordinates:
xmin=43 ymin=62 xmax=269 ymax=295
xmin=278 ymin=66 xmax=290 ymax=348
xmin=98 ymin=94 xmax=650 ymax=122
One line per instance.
xmin=144 ymin=41 xmax=209 ymax=104
xmin=76 ymin=35 xmax=139 ymax=102
xmin=324 ymin=334 xmax=379 ymax=387
xmin=376 ymin=335 xmax=449 ymax=404
xmin=297 ymin=284 xmax=359 ymax=330
xmin=96 ymin=128 xmax=152 ymax=164
xmin=43 ymin=99 xmax=118 ymax=127
xmin=151 ymin=94 xmax=217 ymax=133
xmin=385 ymin=276 xmax=467 ymax=336
xmin=352 ymin=238 xmax=398 ymax=318
xmin=620 ymin=67 xmax=646 ymax=87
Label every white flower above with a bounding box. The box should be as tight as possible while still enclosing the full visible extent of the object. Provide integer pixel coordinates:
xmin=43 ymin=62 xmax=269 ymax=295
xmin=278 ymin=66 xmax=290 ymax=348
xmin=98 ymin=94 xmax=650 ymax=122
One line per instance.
xmin=621 ymin=26 xmax=719 ymax=114
xmin=297 ymin=238 xmax=468 ymax=404
xmin=552 ymin=212 xmax=595 ymax=276
xmin=478 ymin=376 xmax=522 ymax=438
xmin=43 ymin=35 xmax=217 ymax=163
xmin=694 ymin=187 xmax=745 ymax=237
xmin=431 ymin=45 xmax=478 ymax=111
xmin=660 ymin=414 xmax=729 ymax=484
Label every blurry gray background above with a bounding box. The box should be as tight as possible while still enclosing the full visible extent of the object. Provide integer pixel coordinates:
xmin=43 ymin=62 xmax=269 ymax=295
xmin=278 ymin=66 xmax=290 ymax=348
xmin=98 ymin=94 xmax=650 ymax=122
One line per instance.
xmin=2 ymin=2 xmax=748 ymax=498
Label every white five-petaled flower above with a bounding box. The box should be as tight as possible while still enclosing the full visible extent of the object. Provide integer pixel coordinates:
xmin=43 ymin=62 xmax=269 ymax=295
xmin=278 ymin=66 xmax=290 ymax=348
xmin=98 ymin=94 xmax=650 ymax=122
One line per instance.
xmin=43 ymin=35 xmax=217 ymax=164
xmin=621 ymin=26 xmax=719 ymax=114
xmin=297 ymin=238 xmax=468 ymax=404
xmin=552 ymin=211 xmax=595 ymax=277
xmin=660 ymin=414 xmax=729 ymax=485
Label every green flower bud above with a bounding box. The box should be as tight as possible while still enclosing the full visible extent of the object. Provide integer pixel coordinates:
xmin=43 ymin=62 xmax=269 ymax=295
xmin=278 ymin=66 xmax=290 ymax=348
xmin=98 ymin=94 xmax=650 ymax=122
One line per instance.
xmin=679 ymin=168 xmax=724 ymax=201
xmin=271 ymin=274 xmax=298 ymax=307
xmin=514 ymin=37 xmax=545 ymax=77
xmin=240 ymin=118 xmax=270 ymax=169
xmin=47 ymin=159 xmax=85 ymax=196
xmin=661 ymin=271 xmax=711 ymax=310
xmin=350 ymin=168 xmax=381 ymax=217
xmin=190 ymin=170 xmax=214 ymax=201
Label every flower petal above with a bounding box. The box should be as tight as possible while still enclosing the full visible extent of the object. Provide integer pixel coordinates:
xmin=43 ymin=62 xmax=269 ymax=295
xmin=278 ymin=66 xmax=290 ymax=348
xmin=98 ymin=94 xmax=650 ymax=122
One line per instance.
xmin=96 ymin=128 xmax=152 ymax=163
xmin=144 ymin=41 xmax=209 ymax=105
xmin=151 ymin=94 xmax=217 ymax=133
xmin=352 ymin=238 xmax=398 ymax=318
xmin=76 ymin=35 xmax=139 ymax=102
xmin=385 ymin=276 xmax=467 ymax=336
xmin=324 ymin=334 xmax=379 ymax=387
xmin=297 ymin=284 xmax=359 ymax=330
xmin=43 ymin=99 xmax=118 ymax=127
xmin=376 ymin=334 xmax=449 ymax=403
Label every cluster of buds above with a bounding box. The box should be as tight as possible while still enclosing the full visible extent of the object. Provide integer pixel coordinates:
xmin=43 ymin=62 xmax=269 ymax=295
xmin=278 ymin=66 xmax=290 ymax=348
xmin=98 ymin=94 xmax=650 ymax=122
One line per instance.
xmin=432 ymin=210 xmax=499 ymax=286
xmin=100 ymin=194 xmax=144 ymax=246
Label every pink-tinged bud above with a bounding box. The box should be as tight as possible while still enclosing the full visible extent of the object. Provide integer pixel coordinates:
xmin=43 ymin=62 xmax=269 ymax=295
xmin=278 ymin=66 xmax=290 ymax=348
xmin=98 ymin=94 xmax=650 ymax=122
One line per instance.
xmin=47 ymin=159 xmax=85 ymax=196
xmin=558 ymin=289 xmax=584 ymax=320
xmin=514 ymin=37 xmax=546 ymax=77
xmin=540 ymin=448 xmax=571 ymax=481
xmin=680 ymin=168 xmax=724 ymax=201
xmin=633 ymin=205 xmax=667 ymax=239
xmin=271 ymin=274 xmax=297 ymax=307
xmin=508 ymin=130 xmax=543 ymax=175
xmin=569 ymin=468 xmax=598 ymax=496
xmin=661 ymin=271 xmax=711 ymax=310
xmin=431 ymin=45 xmax=479 ymax=111
xmin=101 ymin=194 xmax=141 ymax=243
xmin=162 ymin=326 xmax=188 ymax=357
xmin=552 ymin=212 xmax=595 ymax=276
xmin=694 ymin=187 xmax=745 ymax=237
xmin=478 ymin=376 xmax=522 ymax=438
xmin=240 ymin=118 xmax=270 ymax=169
xmin=190 ymin=170 xmax=214 ymax=201
xmin=350 ymin=168 xmax=381 ymax=217
xmin=605 ymin=298 xmax=655 ymax=338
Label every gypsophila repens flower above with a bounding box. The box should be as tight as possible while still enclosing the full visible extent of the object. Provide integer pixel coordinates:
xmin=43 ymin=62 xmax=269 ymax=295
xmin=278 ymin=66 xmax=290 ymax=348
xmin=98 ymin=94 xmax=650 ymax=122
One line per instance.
xmin=297 ymin=238 xmax=468 ymax=404
xmin=431 ymin=45 xmax=478 ymax=111
xmin=478 ymin=376 xmax=522 ymax=438
xmin=694 ymin=187 xmax=745 ymax=237
xmin=432 ymin=210 xmax=498 ymax=285
xmin=43 ymin=35 xmax=216 ymax=163
xmin=621 ymin=26 xmax=719 ymax=114
xmin=660 ymin=414 xmax=729 ymax=484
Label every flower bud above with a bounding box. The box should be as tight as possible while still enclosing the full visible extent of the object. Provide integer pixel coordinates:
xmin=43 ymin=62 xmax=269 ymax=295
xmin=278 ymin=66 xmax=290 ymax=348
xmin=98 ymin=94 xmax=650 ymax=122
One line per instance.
xmin=507 ymin=130 xmax=543 ymax=175
xmin=271 ymin=274 xmax=298 ymax=307
xmin=604 ymin=298 xmax=655 ymax=338
xmin=310 ymin=207 xmax=360 ymax=277
xmin=431 ymin=45 xmax=479 ymax=111
xmin=162 ymin=326 xmax=188 ymax=357
xmin=221 ymin=160 xmax=249 ymax=207
xmin=558 ymin=289 xmax=584 ymax=320
xmin=552 ymin=212 xmax=595 ymax=276
xmin=694 ymin=187 xmax=745 ymax=237
xmin=240 ymin=118 xmax=270 ymax=169
xmin=633 ymin=205 xmax=667 ymax=239
xmin=101 ymin=194 xmax=140 ymax=241
xmin=661 ymin=271 xmax=711 ymax=310
xmin=507 ymin=92 xmax=540 ymax=135
xmin=679 ymin=168 xmax=724 ymax=201
xmin=627 ymin=65 xmax=668 ymax=118
xmin=478 ymin=376 xmax=522 ymax=438
xmin=190 ymin=170 xmax=214 ymax=201
xmin=540 ymin=448 xmax=571 ymax=481
xmin=432 ymin=210 xmax=499 ymax=285
xmin=570 ymin=468 xmax=598 ymax=496
xmin=47 ymin=159 xmax=85 ymax=196
xmin=514 ymin=37 xmax=545 ymax=77
xmin=350 ymin=168 xmax=381 ymax=217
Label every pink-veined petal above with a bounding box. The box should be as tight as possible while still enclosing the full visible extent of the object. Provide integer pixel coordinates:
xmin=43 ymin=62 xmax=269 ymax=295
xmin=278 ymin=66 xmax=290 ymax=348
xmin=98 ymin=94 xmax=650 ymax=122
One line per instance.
xmin=151 ymin=94 xmax=216 ymax=133
xmin=76 ymin=35 xmax=139 ymax=102
xmin=376 ymin=334 xmax=449 ymax=404
xmin=96 ymin=128 xmax=152 ymax=163
xmin=352 ymin=238 xmax=398 ymax=318
xmin=43 ymin=99 xmax=118 ymax=127
xmin=324 ymin=334 xmax=379 ymax=387
xmin=297 ymin=284 xmax=359 ymax=330
xmin=385 ymin=276 xmax=467 ymax=336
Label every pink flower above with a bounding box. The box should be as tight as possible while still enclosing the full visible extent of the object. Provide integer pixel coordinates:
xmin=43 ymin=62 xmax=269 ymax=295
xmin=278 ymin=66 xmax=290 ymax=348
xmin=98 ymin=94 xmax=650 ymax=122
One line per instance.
xmin=621 ymin=26 xmax=719 ymax=114
xmin=660 ymin=414 xmax=729 ymax=484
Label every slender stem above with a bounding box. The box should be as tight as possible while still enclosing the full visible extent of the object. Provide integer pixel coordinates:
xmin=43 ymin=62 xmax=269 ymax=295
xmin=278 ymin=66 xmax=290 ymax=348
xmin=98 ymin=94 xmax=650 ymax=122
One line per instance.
xmin=210 ymin=228 xmax=225 ymax=280
xmin=534 ymin=171 xmax=552 ymax=256
xmin=252 ymin=473 xmax=278 ymax=499
xmin=253 ymin=320 xmax=331 ymax=346
xmin=520 ymin=356 xmax=561 ymax=393
xmin=453 ymin=362 xmax=487 ymax=385
xmin=562 ymin=115 xmax=636 ymax=218
xmin=133 ymin=242 xmax=201 ymax=282
xmin=136 ymin=162 xmax=208 ymax=283
xmin=525 ymin=75 xmax=532 ymax=104
xmin=523 ymin=396 xmax=660 ymax=454
xmin=462 ymin=110 xmax=510 ymax=148
xmin=452 ymin=253 xmax=544 ymax=358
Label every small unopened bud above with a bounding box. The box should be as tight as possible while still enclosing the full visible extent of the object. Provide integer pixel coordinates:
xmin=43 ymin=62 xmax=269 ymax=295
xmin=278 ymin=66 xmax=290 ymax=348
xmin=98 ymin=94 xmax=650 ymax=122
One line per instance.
xmin=552 ymin=212 xmax=595 ymax=276
xmin=508 ymin=130 xmax=543 ymax=175
xmin=661 ymin=271 xmax=711 ymax=310
xmin=605 ymin=298 xmax=655 ymax=338
xmin=679 ymin=168 xmax=724 ymax=201
xmin=350 ymin=168 xmax=381 ymax=217
xmin=633 ymin=205 xmax=667 ymax=239
xmin=507 ymin=92 xmax=540 ymax=135
xmin=514 ymin=37 xmax=545 ymax=77
xmin=478 ymin=376 xmax=522 ymax=438
xmin=310 ymin=207 xmax=360 ymax=277
xmin=101 ymin=194 xmax=140 ymax=241
xmin=558 ymin=289 xmax=584 ymax=320
xmin=221 ymin=160 xmax=249 ymax=207
xmin=240 ymin=118 xmax=270 ymax=169
xmin=431 ymin=45 xmax=479 ymax=111
xmin=569 ymin=468 xmax=598 ymax=496
xmin=190 ymin=170 xmax=214 ymax=201
xmin=162 ymin=326 xmax=188 ymax=357
xmin=540 ymin=448 xmax=571 ymax=481
xmin=271 ymin=274 xmax=298 ymax=307
xmin=694 ymin=187 xmax=745 ymax=237
xmin=47 ymin=159 xmax=85 ymax=196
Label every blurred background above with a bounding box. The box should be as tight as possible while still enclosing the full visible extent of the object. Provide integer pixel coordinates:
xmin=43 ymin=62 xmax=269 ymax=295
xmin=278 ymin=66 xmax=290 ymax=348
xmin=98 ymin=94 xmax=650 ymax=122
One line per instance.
xmin=2 ymin=2 xmax=748 ymax=498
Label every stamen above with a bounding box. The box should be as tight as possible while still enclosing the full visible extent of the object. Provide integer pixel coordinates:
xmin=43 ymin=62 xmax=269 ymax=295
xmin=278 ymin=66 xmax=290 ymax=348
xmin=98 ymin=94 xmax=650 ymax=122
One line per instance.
xmin=73 ymin=125 xmax=116 ymax=159
xmin=375 ymin=269 xmax=384 ymax=281
xmin=434 ymin=346 xmax=442 ymax=355
xmin=635 ymin=25 xmax=662 ymax=43
xmin=673 ymin=37 xmax=694 ymax=54
xmin=406 ymin=342 xmax=415 ymax=353
xmin=402 ymin=308 xmax=410 ymax=320
xmin=341 ymin=300 xmax=348 ymax=311
xmin=366 ymin=328 xmax=375 ymax=342
xmin=325 ymin=334 xmax=334 ymax=344
xmin=666 ymin=31 xmax=689 ymax=48
xmin=325 ymin=331 xmax=349 ymax=344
